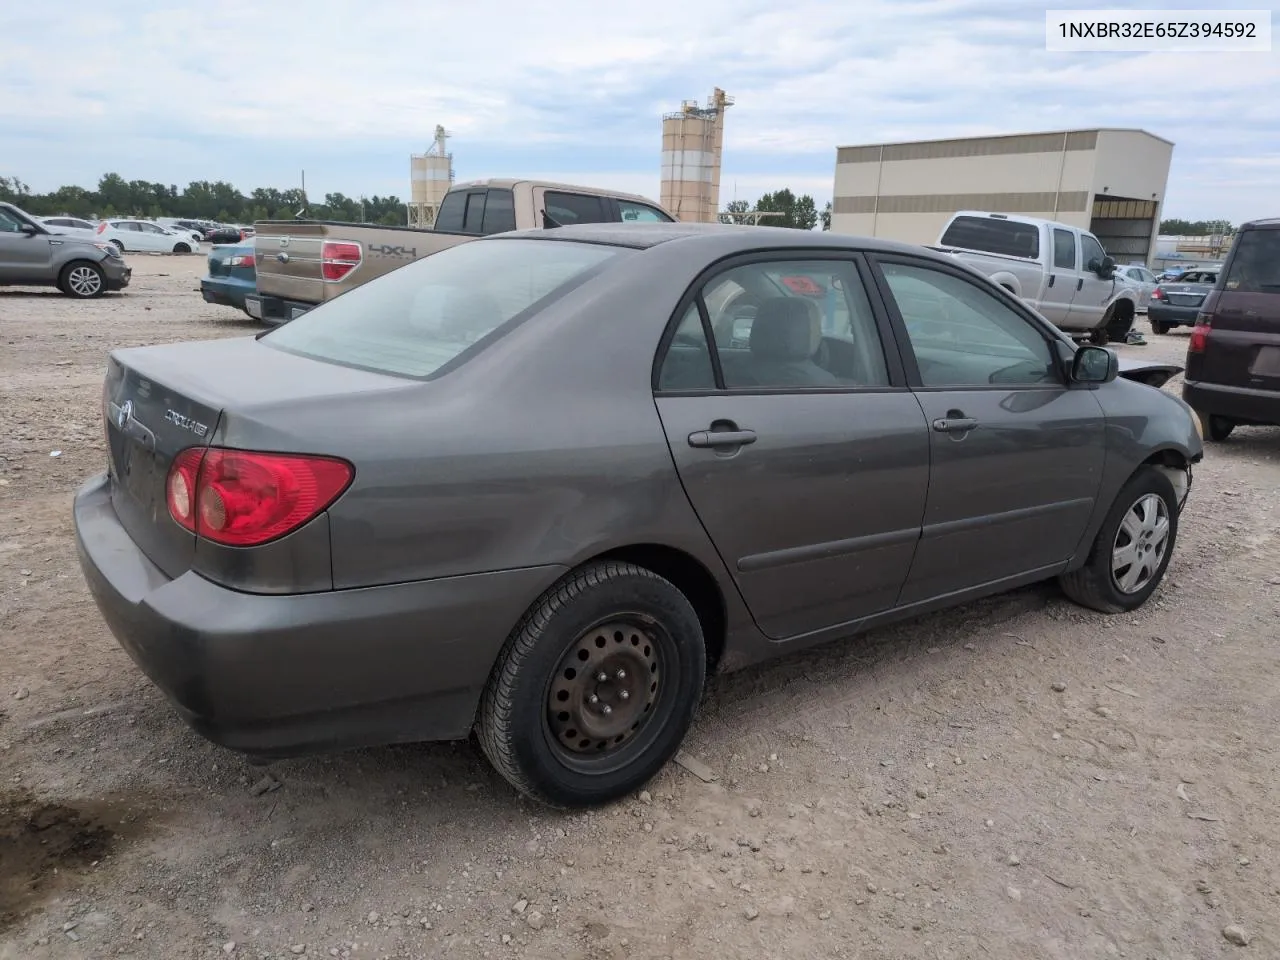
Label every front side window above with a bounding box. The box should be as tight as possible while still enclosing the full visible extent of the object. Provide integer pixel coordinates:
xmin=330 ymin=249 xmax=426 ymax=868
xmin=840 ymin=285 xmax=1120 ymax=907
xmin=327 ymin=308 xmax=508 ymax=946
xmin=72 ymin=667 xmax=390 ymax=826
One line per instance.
xmin=1080 ymin=234 xmax=1107 ymax=271
xmin=689 ymin=259 xmax=890 ymax=390
xmin=544 ymin=192 xmax=607 ymax=226
xmin=880 ymin=260 xmax=1058 ymax=388
xmin=1223 ymin=229 xmax=1280 ymax=293
xmin=0 ymin=209 xmax=25 ymax=233
xmin=264 ymin=238 xmax=627 ymax=379
xmin=619 ymin=201 xmax=673 ymax=223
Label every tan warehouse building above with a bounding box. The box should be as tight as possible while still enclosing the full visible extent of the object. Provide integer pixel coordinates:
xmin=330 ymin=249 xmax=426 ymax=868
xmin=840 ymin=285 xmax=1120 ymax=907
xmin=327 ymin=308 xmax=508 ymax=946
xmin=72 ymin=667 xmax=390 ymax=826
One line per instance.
xmin=831 ymin=128 xmax=1174 ymax=265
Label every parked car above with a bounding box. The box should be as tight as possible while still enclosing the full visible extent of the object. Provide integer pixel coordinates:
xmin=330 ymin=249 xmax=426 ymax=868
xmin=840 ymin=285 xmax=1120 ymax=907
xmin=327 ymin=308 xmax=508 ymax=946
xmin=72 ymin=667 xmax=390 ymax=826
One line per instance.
xmin=159 ymin=217 xmax=214 ymax=238
xmin=1116 ymin=263 xmax=1158 ymax=312
xmin=75 ymin=224 xmax=1201 ymax=807
xmin=95 ymin=219 xmax=201 ymax=254
xmin=1148 ymin=268 xmax=1220 ymax=334
xmin=0 ymin=202 xmax=131 ymax=297
xmin=1182 ymin=218 xmax=1280 ymax=440
xmin=930 ymin=211 xmax=1142 ymax=345
xmin=200 ymin=239 xmax=256 ymax=314
xmin=205 ymin=223 xmax=245 ymax=245
xmin=247 ymin=178 xmax=676 ymax=325
xmin=39 ymin=215 xmax=101 ymax=241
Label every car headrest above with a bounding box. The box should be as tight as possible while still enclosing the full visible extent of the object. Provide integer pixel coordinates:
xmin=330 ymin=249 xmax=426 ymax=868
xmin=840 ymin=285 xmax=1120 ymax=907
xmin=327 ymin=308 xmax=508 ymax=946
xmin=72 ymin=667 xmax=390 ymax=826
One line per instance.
xmin=749 ymin=298 xmax=821 ymax=362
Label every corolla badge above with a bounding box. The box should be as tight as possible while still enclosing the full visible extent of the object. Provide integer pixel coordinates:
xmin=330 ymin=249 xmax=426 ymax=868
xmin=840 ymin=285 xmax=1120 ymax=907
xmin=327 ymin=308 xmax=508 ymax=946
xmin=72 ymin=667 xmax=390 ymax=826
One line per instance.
xmin=117 ymin=400 xmax=133 ymax=429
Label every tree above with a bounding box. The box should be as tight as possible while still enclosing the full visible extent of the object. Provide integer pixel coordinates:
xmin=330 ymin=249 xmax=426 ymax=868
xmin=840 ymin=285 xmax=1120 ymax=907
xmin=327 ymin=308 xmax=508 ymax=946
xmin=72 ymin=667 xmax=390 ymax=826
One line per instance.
xmin=1160 ymin=217 xmax=1235 ymax=236
xmin=718 ymin=199 xmax=750 ymax=224
xmin=754 ymin=189 xmax=820 ymax=230
xmin=820 ymin=201 xmax=832 ymax=231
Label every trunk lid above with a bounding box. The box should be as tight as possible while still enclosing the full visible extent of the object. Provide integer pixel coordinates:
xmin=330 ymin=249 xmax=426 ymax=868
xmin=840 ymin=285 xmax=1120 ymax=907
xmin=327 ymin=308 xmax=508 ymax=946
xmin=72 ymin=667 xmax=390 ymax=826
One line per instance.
xmin=102 ymin=337 xmax=417 ymax=579
xmin=1160 ymin=282 xmax=1213 ymax=308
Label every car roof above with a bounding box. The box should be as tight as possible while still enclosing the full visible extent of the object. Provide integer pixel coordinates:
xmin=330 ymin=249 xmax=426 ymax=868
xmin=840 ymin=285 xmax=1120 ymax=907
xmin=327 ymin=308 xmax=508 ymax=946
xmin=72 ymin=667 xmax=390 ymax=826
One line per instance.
xmin=450 ymin=178 xmax=668 ymax=207
xmin=1240 ymin=217 xmax=1280 ymax=229
xmin=494 ymin=221 xmax=940 ymax=259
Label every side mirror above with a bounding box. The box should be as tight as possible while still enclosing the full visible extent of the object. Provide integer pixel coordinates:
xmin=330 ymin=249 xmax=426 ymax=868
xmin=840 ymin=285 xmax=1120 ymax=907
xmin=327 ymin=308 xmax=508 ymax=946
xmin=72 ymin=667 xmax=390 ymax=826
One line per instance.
xmin=1093 ymin=255 xmax=1116 ymax=279
xmin=1071 ymin=345 xmax=1118 ymax=384
xmin=19 ymin=223 xmax=39 ymax=236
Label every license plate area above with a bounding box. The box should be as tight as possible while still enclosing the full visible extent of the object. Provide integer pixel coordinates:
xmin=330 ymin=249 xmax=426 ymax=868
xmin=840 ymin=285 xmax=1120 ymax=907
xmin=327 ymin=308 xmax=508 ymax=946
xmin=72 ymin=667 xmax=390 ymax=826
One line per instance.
xmin=1250 ymin=345 xmax=1280 ymax=378
xmin=245 ymin=296 xmax=263 ymax=319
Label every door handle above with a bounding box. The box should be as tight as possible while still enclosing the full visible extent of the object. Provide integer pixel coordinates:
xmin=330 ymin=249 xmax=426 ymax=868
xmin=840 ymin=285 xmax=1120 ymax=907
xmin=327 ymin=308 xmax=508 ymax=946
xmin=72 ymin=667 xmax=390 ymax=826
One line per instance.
xmin=932 ymin=417 xmax=978 ymax=433
xmin=688 ymin=428 xmax=757 ymax=449
xmin=1076 ymin=278 xmax=1084 ymax=291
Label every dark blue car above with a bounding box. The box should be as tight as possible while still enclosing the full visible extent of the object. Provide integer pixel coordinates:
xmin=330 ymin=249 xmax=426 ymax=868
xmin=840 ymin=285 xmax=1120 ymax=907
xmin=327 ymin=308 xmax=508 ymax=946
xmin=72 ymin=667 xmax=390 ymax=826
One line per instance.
xmin=200 ymin=241 xmax=256 ymax=316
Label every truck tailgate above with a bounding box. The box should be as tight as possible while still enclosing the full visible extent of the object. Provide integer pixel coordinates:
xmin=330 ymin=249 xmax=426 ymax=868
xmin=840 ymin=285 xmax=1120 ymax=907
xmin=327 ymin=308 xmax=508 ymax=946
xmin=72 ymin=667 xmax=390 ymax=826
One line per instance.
xmin=253 ymin=222 xmax=334 ymax=304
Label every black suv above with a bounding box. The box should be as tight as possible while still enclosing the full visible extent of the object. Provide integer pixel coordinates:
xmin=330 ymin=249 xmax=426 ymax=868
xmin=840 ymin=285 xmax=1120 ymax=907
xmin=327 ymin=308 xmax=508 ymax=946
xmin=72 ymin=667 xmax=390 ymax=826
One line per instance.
xmin=1183 ymin=219 xmax=1280 ymax=440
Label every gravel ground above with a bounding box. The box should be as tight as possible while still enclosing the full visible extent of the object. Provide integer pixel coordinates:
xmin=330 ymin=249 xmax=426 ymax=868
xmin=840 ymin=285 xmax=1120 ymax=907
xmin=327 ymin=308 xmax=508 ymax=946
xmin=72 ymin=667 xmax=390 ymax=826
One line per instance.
xmin=2 ymin=256 xmax=1279 ymax=960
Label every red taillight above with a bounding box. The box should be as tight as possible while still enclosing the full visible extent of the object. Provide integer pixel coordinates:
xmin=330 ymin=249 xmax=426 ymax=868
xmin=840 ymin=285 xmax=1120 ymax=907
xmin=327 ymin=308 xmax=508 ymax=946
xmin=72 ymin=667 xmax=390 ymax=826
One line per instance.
xmin=1150 ymin=286 xmax=1164 ymax=300
xmin=227 ymin=253 xmax=253 ymax=268
xmin=321 ymin=240 xmax=362 ymax=281
xmin=1188 ymin=317 xmax=1211 ymax=354
xmin=165 ymin=448 xmax=353 ymax=547
xmin=96 ymin=222 xmax=107 ymax=234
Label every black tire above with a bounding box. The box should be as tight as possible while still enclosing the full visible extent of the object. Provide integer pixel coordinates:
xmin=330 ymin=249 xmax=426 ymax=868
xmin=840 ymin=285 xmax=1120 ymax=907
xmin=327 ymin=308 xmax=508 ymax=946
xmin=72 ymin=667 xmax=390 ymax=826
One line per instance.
xmin=1150 ymin=319 xmax=1172 ymax=335
xmin=1197 ymin=411 xmax=1235 ymax=442
xmin=111 ymin=239 xmax=125 ymax=253
xmin=1105 ymin=303 xmax=1136 ymax=341
xmin=1089 ymin=327 xmax=1110 ymax=346
xmin=1059 ymin=466 xmax=1179 ymax=614
xmin=174 ymin=242 xmax=191 ymax=254
xmin=57 ymin=260 xmax=107 ymax=299
xmin=477 ymin=561 xmax=706 ymax=808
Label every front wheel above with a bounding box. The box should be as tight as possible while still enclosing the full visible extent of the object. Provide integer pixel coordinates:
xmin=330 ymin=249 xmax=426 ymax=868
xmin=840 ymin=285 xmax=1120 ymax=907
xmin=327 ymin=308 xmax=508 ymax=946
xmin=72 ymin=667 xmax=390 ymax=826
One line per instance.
xmin=110 ymin=239 xmax=125 ymax=253
xmin=477 ymin=562 xmax=706 ymax=808
xmin=1058 ymin=466 xmax=1179 ymax=613
xmin=1089 ymin=327 xmax=1110 ymax=346
xmin=58 ymin=261 xmax=106 ymax=299
xmin=174 ymin=242 xmax=191 ymax=254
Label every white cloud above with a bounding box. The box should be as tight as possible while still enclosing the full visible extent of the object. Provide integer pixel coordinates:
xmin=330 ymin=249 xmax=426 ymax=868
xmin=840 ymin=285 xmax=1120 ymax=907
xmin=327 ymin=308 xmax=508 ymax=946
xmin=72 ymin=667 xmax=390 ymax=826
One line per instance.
xmin=2 ymin=0 xmax=1277 ymax=222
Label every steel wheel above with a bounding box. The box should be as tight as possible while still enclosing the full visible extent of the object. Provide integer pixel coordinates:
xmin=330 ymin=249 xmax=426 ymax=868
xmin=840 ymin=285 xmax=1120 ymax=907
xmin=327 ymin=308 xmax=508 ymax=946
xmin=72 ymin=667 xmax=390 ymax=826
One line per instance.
xmin=67 ymin=265 xmax=103 ymax=297
xmin=1111 ymin=492 xmax=1170 ymax=594
xmin=547 ymin=619 xmax=663 ymax=759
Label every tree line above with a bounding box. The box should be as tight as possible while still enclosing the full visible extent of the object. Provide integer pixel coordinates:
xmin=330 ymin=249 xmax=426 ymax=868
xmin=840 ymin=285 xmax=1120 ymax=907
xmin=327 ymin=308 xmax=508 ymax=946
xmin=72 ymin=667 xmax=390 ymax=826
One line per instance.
xmin=1158 ymin=218 xmax=1235 ymax=236
xmin=719 ymin=190 xmax=831 ymax=230
xmin=0 ymin=174 xmax=408 ymax=226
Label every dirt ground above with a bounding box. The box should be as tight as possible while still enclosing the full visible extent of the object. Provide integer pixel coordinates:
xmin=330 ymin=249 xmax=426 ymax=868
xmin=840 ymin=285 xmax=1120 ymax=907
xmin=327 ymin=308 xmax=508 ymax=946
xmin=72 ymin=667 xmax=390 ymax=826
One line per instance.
xmin=1 ymin=255 xmax=1278 ymax=960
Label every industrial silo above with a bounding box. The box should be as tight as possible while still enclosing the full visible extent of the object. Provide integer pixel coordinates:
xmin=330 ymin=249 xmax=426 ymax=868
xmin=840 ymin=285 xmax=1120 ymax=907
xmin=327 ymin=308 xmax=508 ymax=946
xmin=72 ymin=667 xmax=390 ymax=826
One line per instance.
xmin=660 ymin=88 xmax=732 ymax=223
xmin=408 ymin=126 xmax=454 ymax=228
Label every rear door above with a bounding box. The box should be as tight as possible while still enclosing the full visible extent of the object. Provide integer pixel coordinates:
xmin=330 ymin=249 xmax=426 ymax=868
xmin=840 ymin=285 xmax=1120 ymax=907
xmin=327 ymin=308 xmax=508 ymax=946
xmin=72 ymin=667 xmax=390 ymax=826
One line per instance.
xmin=1066 ymin=232 xmax=1113 ymax=329
xmin=1198 ymin=226 xmax=1280 ymax=391
xmin=1040 ymin=226 xmax=1079 ymax=324
xmin=653 ymin=252 xmax=930 ymax=640
xmin=870 ymin=254 xmax=1105 ymax=604
xmin=0 ymin=207 xmax=53 ymax=281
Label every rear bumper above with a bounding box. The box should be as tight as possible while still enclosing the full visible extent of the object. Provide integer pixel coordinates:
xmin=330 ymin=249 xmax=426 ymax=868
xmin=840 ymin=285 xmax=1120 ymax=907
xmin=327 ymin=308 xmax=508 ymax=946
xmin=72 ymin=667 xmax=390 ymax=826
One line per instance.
xmin=244 ymin=293 xmax=315 ymax=326
xmin=1183 ymin=379 xmax=1280 ymax=426
xmin=73 ymin=472 xmax=564 ymax=758
xmin=200 ymin=275 xmax=254 ymax=309
xmin=1147 ymin=303 xmax=1200 ymax=326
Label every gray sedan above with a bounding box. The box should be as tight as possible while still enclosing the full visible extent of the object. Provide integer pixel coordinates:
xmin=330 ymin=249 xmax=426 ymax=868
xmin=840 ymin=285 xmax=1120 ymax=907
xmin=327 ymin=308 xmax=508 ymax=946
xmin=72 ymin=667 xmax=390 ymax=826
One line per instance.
xmin=1148 ymin=268 xmax=1220 ymax=333
xmin=74 ymin=224 xmax=1203 ymax=807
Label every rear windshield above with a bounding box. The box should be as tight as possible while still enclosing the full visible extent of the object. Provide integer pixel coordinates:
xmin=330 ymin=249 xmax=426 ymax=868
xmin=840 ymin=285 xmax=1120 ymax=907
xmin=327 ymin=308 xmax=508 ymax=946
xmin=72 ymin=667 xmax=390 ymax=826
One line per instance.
xmin=940 ymin=216 xmax=1040 ymax=260
xmin=1223 ymin=229 xmax=1280 ymax=294
xmin=262 ymin=238 xmax=628 ymax=379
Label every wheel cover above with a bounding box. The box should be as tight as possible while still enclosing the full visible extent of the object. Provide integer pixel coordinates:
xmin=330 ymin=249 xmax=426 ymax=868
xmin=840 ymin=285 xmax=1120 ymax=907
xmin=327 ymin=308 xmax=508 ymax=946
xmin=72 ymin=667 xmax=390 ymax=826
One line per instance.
xmin=1111 ymin=493 xmax=1170 ymax=594
xmin=547 ymin=618 xmax=663 ymax=757
xmin=68 ymin=266 xmax=101 ymax=296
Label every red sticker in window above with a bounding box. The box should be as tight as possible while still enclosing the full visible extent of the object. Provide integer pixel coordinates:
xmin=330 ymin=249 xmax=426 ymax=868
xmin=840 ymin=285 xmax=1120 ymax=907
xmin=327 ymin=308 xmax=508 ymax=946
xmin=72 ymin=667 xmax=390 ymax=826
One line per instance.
xmin=780 ymin=275 xmax=825 ymax=296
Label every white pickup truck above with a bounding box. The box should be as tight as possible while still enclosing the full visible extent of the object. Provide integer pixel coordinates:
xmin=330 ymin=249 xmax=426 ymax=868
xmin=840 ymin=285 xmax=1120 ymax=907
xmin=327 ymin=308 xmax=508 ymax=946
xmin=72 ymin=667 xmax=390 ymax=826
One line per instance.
xmin=929 ymin=211 xmax=1142 ymax=345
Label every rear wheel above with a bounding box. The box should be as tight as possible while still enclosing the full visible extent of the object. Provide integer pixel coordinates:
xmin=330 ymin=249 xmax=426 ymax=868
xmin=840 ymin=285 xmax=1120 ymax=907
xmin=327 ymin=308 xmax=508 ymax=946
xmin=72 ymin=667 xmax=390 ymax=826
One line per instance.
xmin=110 ymin=239 xmax=125 ymax=253
xmin=1197 ymin=410 xmax=1235 ymax=442
xmin=477 ymin=562 xmax=706 ymax=808
xmin=1059 ymin=466 xmax=1178 ymax=613
xmin=58 ymin=261 xmax=106 ymax=299
xmin=1150 ymin=319 xmax=1172 ymax=335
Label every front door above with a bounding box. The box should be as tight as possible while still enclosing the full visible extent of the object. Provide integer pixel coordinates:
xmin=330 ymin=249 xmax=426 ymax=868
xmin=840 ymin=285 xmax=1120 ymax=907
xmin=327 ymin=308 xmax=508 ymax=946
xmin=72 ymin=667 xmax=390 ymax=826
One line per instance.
xmin=654 ymin=255 xmax=930 ymax=640
xmin=872 ymin=256 xmax=1105 ymax=605
xmin=0 ymin=208 xmax=53 ymax=282
xmin=1037 ymin=226 xmax=1079 ymax=325
xmin=1067 ymin=232 xmax=1115 ymax=330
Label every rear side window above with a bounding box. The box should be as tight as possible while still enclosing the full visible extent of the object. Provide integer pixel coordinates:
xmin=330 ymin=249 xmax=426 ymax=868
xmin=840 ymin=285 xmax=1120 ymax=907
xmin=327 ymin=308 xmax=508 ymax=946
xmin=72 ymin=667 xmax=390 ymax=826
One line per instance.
xmin=1224 ymin=229 xmax=1280 ymax=293
xmin=263 ymin=239 xmax=628 ymax=379
xmin=434 ymin=191 xmax=467 ymax=232
xmin=1052 ymin=229 xmax=1076 ymax=269
xmin=544 ymin=192 xmax=606 ymax=226
xmin=940 ymin=216 xmax=1040 ymax=259
xmin=480 ymin=188 xmax=516 ymax=234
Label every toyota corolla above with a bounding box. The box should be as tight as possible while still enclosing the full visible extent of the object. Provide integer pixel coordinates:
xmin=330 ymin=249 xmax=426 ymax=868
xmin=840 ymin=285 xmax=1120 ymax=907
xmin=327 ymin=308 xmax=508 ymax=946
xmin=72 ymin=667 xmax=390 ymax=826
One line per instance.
xmin=75 ymin=223 xmax=1202 ymax=807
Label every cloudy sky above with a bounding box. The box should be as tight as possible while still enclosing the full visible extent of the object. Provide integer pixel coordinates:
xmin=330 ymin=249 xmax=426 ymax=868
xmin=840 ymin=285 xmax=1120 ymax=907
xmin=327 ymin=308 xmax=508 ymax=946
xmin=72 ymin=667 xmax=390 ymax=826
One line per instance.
xmin=2 ymin=0 xmax=1277 ymax=222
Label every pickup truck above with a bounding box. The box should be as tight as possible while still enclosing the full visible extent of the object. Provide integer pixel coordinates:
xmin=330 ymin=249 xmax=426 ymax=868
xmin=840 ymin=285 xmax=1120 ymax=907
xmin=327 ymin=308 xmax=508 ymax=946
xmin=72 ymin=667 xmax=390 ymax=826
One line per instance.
xmin=246 ymin=178 xmax=676 ymax=325
xmin=929 ymin=210 xmax=1142 ymax=345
